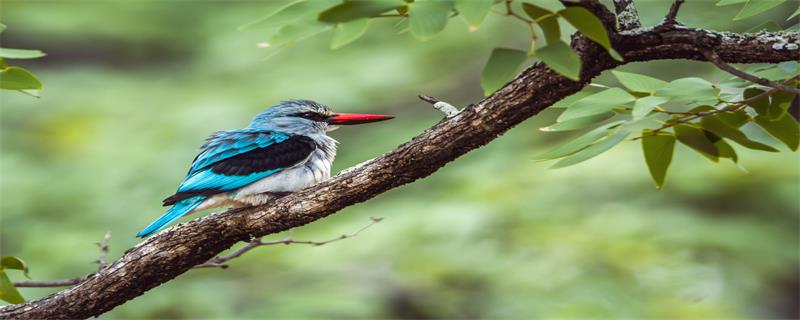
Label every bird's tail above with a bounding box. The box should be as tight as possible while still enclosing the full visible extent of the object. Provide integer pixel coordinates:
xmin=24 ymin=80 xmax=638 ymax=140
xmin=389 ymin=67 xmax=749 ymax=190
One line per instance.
xmin=136 ymin=196 xmax=206 ymax=238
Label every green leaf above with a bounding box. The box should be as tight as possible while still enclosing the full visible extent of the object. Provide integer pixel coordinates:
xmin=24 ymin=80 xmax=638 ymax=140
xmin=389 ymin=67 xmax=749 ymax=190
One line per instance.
xmin=319 ymin=0 xmax=406 ymax=23
xmin=789 ymin=6 xmax=800 ymax=20
xmin=551 ymin=89 xmax=599 ymax=109
xmin=745 ymin=20 xmax=783 ymax=32
xmin=754 ymin=114 xmax=800 ymax=150
xmin=744 ymin=88 xmax=769 ymax=115
xmin=655 ymin=77 xmax=718 ymax=103
xmin=0 ymin=48 xmax=46 ymax=59
xmin=752 ymin=64 xmax=799 ymax=81
xmin=0 ymin=24 xmax=6 ymax=33
xmin=522 ymin=3 xmax=559 ymax=45
xmin=674 ymin=124 xmax=719 ymax=161
xmin=734 ymin=0 xmax=786 ymax=20
xmin=454 ymin=0 xmax=492 ymax=29
xmin=0 ymin=66 xmax=43 ymax=90
xmin=0 ymin=257 xmax=29 ymax=279
xmin=408 ymin=0 xmax=454 ymax=40
xmin=536 ymin=41 xmax=580 ymax=81
xmin=480 ymin=48 xmax=528 ymax=96
xmin=330 ymin=19 xmax=369 ymax=49
xmin=0 ymin=270 xmax=24 ymax=304
xmin=268 ymin=19 xmax=332 ymax=46
xmin=715 ymin=139 xmax=739 ymax=162
xmin=611 ymin=71 xmax=668 ymax=93
xmin=778 ymin=61 xmax=799 ymax=75
xmin=558 ymin=7 xmax=612 ymax=49
xmin=393 ymin=17 xmax=410 ymax=34
xmin=718 ymin=110 xmax=750 ymax=128
xmin=632 ymin=96 xmax=669 ymax=119
xmin=767 ymin=90 xmax=796 ymax=119
xmin=716 ymin=0 xmax=747 ymax=5
xmin=537 ymin=16 xmax=561 ymax=45
xmin=240 ymin=0 xmax=336 ymax=30
xmin=608 ymin=49 xmax=623 ymax=62
xmin=701 ymin=116 xmax=778 ymax=151
xmin=540 ymin=112 xmax=614 ymax=132
xmin=642 ymin=133 xmax=676 ymax=189
xmin=535 ymin=121 xmax=624 ymax=160
xmin=551 ymin=130 xmax=630 ymax=168
xmin=522 ymin=2 xmax=553 ymax=20
xmin=525 ymin=0 xmax=565 ymax=12
xmin=688 ymin=105 xmax=715 ymax=114
xmin=558 ymin=88 xmax=635 ymax=121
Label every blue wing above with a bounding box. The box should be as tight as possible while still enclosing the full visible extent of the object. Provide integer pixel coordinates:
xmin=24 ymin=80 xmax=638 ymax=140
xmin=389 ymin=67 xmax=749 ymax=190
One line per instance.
xmin=162 ymin=129 xmax=315 ymax=205
xmin=189 ymin=129 xmax=289 ymax=176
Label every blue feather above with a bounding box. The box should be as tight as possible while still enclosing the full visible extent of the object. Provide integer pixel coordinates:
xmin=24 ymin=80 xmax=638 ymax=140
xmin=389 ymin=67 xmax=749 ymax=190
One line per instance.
xmin=178 ymin=168 xmax=281 ymax=192
xmin=136 ymin=196 xmax=206 ymax=238
xmin=190 ymin=130 xmax=288 ymax=175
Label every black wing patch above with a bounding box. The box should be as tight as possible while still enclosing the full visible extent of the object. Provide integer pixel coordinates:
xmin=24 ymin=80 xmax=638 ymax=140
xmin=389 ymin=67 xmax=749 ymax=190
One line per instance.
xmin=162 ymin=189 xmax=221 ymax=206
xmin=162 ymin=135 xmax=316 ymax=206
xmin=208 ymin=135 xmax=315 ymax=176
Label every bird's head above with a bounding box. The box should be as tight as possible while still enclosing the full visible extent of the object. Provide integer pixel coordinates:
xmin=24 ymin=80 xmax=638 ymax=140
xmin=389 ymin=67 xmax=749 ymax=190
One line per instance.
xmin=249 ymin=100 xmax=393 ymax=135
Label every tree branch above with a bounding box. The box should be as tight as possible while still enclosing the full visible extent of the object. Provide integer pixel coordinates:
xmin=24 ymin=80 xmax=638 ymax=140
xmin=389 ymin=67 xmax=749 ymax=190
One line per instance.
xmin=2 ymin=1 xmax=799 ymax=318
xmin=702 ymin=49 xmax=800 ymax=95
xmin=664 ymin=0 xmax=685 ymax=25
xmin=94 ymin=232 xmax=111 ymax=268
xmin=612 ymin=0 xmax=641 ymax=30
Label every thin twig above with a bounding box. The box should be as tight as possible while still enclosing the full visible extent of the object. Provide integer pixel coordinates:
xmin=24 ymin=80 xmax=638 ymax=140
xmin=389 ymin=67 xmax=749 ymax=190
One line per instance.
xmin=703 ymin=50 xmax=800 ymax=95
xmin=664 ymin=0 xmax=685 ymax=24
xmin=94 ymin=232 xmax=111 ymax=268
xmin=612 ymin=0 xmax=641 ymax=30
xmin=13 ymin=278 xmax=87 ymax=288
xmin=419 ymin=95 xmax=460 ymax=117
xmin=418 ymin=95 xmax=439 ymax=105
xmin=13 ymin=232 xmax=111 ymax=288
xmin=194 ymin=217 xmax=383 ymax=269
xmin=504 ymin=0 xmax=537 ymax=49
xmin=505 ymin=0 xmax=532 ymax=24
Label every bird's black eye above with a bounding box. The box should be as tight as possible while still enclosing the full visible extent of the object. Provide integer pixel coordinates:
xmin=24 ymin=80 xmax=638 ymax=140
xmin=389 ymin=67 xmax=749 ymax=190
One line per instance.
xmin=292 ymin=112 xmax=328 ymax=122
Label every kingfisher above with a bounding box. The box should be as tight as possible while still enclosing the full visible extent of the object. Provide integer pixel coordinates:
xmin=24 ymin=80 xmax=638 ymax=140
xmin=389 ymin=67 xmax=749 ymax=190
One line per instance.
xmin=136 ymin=100 xmax=393 ymax=238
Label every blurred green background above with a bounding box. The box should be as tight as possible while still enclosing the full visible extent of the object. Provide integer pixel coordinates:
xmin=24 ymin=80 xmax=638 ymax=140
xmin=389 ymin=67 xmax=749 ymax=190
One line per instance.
xmin=1 ymin=0 xmax=798 ymax=318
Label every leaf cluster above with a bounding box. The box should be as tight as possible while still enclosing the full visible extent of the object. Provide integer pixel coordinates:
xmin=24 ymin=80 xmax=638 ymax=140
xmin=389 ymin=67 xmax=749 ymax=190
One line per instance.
xmin=536 ymin=63 xmax=799 ymax=189
xmin=0 ymin=23 xmax=45 ymax=97
xmin=241 ymin=0 xmax=622 ymax=95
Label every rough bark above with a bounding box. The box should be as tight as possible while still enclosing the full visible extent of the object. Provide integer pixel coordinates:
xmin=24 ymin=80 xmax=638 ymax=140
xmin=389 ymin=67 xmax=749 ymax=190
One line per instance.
xmin=1 ymin=1 xmax=798 ymax=318
xmin=613 ymin=0 xmax=642 ymax=30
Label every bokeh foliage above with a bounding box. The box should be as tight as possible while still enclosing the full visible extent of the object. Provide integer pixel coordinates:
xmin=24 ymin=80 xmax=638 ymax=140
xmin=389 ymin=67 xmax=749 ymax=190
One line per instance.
xmin=0 ymin=0 xmax=798 ymax=318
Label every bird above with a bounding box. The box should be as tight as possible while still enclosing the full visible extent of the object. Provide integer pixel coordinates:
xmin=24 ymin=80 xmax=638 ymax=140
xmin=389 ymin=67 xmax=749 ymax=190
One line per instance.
xmin=136 ymin=100 xmax=393 ymax=238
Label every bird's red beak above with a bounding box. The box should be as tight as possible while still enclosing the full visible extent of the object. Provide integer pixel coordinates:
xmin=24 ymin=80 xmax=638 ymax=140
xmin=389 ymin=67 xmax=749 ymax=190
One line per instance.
xmin=326 ymin=113 xmax=394 ymax=125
